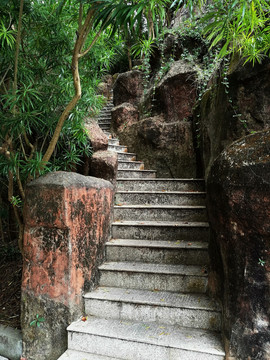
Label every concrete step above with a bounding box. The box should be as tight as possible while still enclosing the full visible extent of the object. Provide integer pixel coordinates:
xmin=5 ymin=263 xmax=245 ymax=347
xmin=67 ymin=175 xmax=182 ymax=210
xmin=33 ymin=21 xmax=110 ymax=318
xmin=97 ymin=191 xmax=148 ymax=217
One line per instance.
xmin=117 ymin=169 xmax=156 ymax=179
xmin=67 ymin=317 xmax=225 ymax=360
xmin=117 ymin=152 xmax=136 ymax=161
xmin=98 ymin=117 xmax=111 ymax=124
xmin=106 ymin=239 xmax=209 ymax=265
xmin=108 ymin=144 xmax=128 ymax=153
xmin=114 ymin=205 xmax=207 ymax=222
xmin=115 ymin=191 xmax=206 ymax=206
xmin=102 ymin=131 xmax=111 ymax=138
xmin=98 ymin=111 xmax=112 ymax=116
xmin=108 ymin=138 xmax=119 ymax=146
xmin=118 ymin=161 xmax=144 ymax=171
xmin=57 ymin=349 xmax=120 ymax=360
xmin=117 ymin=178 xmax=205 ymax=192
xmin=84 ymin=287 xmax=221 ymax=331
xmin=112 ymin=220 xmax=209 ymax=241
xmin=99 ymin=124 xmax=111 ymax=131
xmin=98 ymin=262 xmax=208 ymax=293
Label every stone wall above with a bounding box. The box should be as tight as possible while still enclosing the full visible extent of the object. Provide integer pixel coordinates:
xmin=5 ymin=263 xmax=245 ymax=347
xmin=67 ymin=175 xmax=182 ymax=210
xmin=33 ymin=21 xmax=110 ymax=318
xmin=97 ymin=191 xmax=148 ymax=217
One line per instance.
xmin=21 ymin=171 xmax=114 ymax=360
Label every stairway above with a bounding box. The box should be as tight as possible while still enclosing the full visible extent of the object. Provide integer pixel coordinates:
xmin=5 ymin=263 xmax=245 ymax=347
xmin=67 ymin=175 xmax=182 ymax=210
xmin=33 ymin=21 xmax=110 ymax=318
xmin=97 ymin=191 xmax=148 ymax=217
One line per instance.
xmin=58 ymin=101 xmax=225 ymax=360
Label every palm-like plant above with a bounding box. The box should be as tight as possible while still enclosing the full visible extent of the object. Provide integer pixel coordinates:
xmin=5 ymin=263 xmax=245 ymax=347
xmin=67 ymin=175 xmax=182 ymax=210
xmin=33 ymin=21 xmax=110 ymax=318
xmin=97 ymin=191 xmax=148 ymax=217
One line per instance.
xmin=172 ymin=0 xmax=270 ymax=64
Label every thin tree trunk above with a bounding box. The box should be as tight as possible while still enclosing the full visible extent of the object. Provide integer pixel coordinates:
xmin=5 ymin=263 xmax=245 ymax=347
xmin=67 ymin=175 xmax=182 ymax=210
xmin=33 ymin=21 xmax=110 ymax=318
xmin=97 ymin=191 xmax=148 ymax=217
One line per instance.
xmin=13 ymin=0 xmax=24 ymax=98
xmin=42 ymin=7 xmax=104 ymax=166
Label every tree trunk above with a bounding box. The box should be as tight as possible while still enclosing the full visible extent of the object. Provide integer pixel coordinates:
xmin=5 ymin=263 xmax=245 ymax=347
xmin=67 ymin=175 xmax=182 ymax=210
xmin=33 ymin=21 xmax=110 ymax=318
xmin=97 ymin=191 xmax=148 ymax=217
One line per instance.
xmin=13 ymin=0 xmax=24 ymax=99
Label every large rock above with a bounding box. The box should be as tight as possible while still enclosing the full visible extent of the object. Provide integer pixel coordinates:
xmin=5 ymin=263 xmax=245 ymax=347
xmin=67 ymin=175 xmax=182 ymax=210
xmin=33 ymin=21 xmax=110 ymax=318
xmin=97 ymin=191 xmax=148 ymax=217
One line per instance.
xmin=116 ymin=115 xmax=197 ymax=178
xmin=84 ymin=120 xmax=108 ymax=151
xmin=111 ymin=62 xmax=198 ymax=178
xmin=152 ymin=60 xmax=197 ymax=122
xmin=113 ymin=70 xmax=143 ymax=106
xmin=21 ymin=172 xmax=114 ymax=360
xmin=111 ymin=102 xmax=139 ymax=134
xmin=207 ymin=130 xmax=270 ymax=360
xmin=90 ymin=150 xmax=118 ymax=185
xmin=199 ymin=58 xmax=270 ymax=177
xmin=97 ymin=75 xmax=113 ymax=99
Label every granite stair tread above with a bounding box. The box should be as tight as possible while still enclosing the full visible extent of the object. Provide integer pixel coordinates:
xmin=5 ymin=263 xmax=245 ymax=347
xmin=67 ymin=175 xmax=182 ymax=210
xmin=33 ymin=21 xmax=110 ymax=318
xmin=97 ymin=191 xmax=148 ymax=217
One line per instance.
xmin=58 ymin=350 xmax=121 ymax=360
xmin=84 ymin=286 xmax=219 ymax=311
xmin=67 ymin=317 xmax=225 ymax=358
xmin=99 ymin=261 xmax=208 ymax=276
xmin=107 ymin=238 xmax=208 ymax=249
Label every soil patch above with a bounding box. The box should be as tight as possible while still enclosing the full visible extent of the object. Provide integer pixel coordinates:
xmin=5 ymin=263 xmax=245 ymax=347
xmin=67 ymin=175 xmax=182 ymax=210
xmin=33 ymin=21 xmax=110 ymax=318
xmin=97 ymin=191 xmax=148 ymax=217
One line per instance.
xmin=0 ymin=246 xmax=22 ymax=329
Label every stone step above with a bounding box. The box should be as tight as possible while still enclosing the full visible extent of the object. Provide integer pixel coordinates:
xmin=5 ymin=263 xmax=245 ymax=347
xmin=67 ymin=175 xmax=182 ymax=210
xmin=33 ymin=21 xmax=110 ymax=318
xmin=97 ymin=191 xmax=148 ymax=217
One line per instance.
xmin=115 ymin=191 xmax=206 ymax=206
xmin=84 ymin=287 xmax=220 ymax=331
xmin=98 ymin=117 xmax=111 ymax=123
xmin=118 ymin=161 xmax=144 ymax=171
xmin=114 ymin=205 xmax=207 ymax=222
xmin=117 ymin=178 xmax=205 ymax=192
xmin=117 ymin=152 xmax=136 ymax=161
xmin=57 ymin=349 xmax=119 ymax=360
xmin=98 ymin=111 xmax=112 ymax=116
xmin=105 ymin=239 xmax=209 ymax=265
xmin=100 ymin=107 xmax=113 ymax=112
xmin=67 ymin=317 xmax=225 ymax=360
xmin=108 ymin=144 xmax=128 ymax=152
xmin=99 ymin=124 xmax=111 ymax=131
xmin=112 ymin=220 xmax=209 ymax=241
xmin=117 ymin=169 xmax=156 ymax=179
xmin=108 ymin=138 xmax=119 ymax=146
xmin=98 ymin=262 xmax=208 ymax=293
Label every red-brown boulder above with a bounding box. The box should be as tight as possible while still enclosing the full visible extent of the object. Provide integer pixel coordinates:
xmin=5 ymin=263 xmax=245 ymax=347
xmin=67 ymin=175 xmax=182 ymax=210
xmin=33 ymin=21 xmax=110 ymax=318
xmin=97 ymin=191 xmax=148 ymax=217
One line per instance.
xmin=90 ymin=150 xmax=118 ymax=185
xmin=113 ymin=70 xmax=143 ymax=106
xmin=84 ymin=120 xmax=108 ymax=152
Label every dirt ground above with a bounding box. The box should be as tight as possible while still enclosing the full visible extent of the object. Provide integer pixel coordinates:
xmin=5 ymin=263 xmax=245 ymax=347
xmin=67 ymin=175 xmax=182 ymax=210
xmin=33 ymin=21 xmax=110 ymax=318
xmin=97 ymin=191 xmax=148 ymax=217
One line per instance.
xmin=0 ymin=251 xmax=22 ymax=329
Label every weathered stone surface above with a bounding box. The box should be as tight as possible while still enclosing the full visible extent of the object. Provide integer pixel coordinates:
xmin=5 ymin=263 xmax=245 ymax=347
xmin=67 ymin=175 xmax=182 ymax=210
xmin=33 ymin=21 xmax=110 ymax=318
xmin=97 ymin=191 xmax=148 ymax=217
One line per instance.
xmin=111 ymin=61 xmax=198 ymax=178
xmin=111 ymin=102 xmax=139 ymax=134
xmin=84 ymin=120 xmax=108 ymax=151
xmin=207 ymin=130 xmax=270 ymax=360
xmin=113 ymin=70 xmax=143 ymax=106
xmin=97 ymin=75 xmax=113 ymax=99
xmin=152 ymin=60 xmax=197 ymax=122
xmin=22 ymin=172 xmax=114 ymax=360
xmin=90 ymin=150 xmax=118 ymax=185
xmin=115 ymin=115 xmax=197 ymax=178
xmin=199 ymin=59 xmax=270 ymax=177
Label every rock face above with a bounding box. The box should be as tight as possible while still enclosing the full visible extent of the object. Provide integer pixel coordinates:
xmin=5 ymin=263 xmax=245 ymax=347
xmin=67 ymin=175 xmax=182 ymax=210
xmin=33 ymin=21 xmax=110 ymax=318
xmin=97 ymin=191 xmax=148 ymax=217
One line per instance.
xmin=116 ymin=115 xmax=197 ymax=178
xmin=113 ymin=70 xmax=143 ymax=106
xmin=111 ymin=102 xmax=139 ymax=134
xmin=21 ymin=172 xmax=114 ymax=360
xmin=199 ymin=59 xmax=270 ymax=177
xmin=207 ymin=130 xmax=270 ymax=360
xmin=97 ymin=75 xmax=113 ymax=99
xmin=112 ymin=61 xmax=198 ymax=178
xmin=84 ymin=120 xmax=108 ymax=151
xmin=90 ymin=150 xmax=118 ymax=185
xmin=152 ymin=60 xmax=197 ymax=122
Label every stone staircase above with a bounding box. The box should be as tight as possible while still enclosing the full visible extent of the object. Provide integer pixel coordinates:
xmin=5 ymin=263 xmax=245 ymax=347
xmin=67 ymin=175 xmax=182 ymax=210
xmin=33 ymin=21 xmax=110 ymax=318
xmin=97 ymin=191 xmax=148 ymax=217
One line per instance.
xmin=58 ymin=101 xmax=225 ymax=360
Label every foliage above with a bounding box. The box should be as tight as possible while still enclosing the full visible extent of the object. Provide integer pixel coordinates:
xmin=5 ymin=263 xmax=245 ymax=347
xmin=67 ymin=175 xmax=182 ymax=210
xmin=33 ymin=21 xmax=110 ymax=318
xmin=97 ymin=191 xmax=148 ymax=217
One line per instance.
xmin=172 ymin=0 xmax=270 ymax=64
xmin=0 ymin=0 xmax=125 ymax=249
xmin=30 ymin=314 xmax=45 ymax=328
